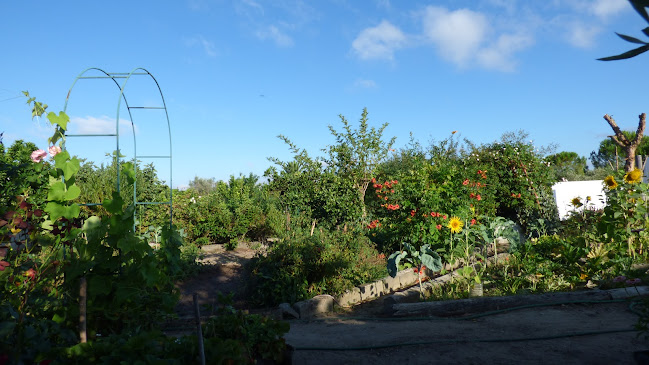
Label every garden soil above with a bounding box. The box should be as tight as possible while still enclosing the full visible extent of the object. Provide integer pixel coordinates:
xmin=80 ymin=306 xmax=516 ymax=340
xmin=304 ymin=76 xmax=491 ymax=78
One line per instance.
xmin=174 ymin=244 xmax=649 ymax=365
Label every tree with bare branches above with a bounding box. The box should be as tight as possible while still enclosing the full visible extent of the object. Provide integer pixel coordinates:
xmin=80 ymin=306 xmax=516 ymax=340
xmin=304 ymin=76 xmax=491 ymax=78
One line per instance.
xmin=603 ymin=113 xmax=647 ymax=172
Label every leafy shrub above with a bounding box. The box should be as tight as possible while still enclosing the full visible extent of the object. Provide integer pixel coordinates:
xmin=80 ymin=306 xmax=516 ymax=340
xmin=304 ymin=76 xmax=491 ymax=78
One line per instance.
xmin=464 ymin=131 xmax=559 ymax=235
xmin=172 ymin=174 xmax=283 ymax=246
xmin=247 ymin=228 xmax=387 ymax=306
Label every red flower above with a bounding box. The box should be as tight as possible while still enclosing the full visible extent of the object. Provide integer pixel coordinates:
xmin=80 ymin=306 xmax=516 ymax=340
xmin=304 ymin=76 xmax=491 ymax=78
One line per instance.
xmin=413 ymin=267 xmax=419 ymax=273
xmin=392 ymin=180 xmax=398 ymax=184
xmin=421 ymin=265 xmax=427 ymax=271
xmin=443 ymin=215 xmax=447 ymax=220
xmin=517 ymin=193 xmax=521 ymax=198
xmin=411 ymin=210 xmax=416 ymax=217
xmin=25 ymin=268 xmax=37 ymax=281
xmin=430 ymin=212 xmax=436 ymax=217
xmin=462 ymin=179 xmax=469 ymax=186
xmin=391 ymin=189 xmax=395 ymax=193
xmin=394 ymin=204 xmax=400 ymax=209
xmin=384 ymin=197 xmax=388 ymax=200
xmin=511 ymin=193 xmax=516 ymax=197
xmin=470 ymin=193 xmax=475 ymax=198
xmin=436 ymin=224 xmax=442 ymax=230
xmin=476 ymin=195 xmax=481 ymax=201
xmin=471 ymin=219 xmax=476 ymax=225
xmin=371 ymin=178 xmax=376 ymax=183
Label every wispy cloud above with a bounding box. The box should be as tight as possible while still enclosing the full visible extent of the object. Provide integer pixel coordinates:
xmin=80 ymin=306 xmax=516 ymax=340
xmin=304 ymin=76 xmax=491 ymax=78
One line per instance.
xmin=184 ymin=35 xmax=218 ymax=57
xmin=586 ymin=0 xmax=628 ymax=19
xmin=256 ymin=25 xmax=294 ymax=47
xmin=477 ymin=33 xmax=534 ymax=71
xmin=352 ymin=20 xmax=407 ymax=60
xmin=69 ymin=116 xmax=136 ymax=136
xmin=565 ymin=21 xmax=601 ymax=48
xmin=238 ymin=0 xmax=264 ymax=16
xmin=353 ymin=79 xmax=378 ymax=89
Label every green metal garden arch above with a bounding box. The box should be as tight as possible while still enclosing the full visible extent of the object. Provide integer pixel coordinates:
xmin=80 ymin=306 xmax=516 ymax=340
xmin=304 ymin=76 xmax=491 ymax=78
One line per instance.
xmin=62 ymin=67 xmax=173 ymax=230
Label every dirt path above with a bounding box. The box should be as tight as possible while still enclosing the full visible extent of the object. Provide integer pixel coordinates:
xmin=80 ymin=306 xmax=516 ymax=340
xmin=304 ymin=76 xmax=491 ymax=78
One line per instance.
xmin=173 ymin=244 xmax=649 ymax=364
xmin=287 ymin=300 xmax=646 ymax=364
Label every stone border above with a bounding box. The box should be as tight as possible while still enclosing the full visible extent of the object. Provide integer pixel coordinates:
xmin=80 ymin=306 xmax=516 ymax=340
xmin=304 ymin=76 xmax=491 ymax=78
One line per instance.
xmin=286 ymin=253 xmax=511 ymax=319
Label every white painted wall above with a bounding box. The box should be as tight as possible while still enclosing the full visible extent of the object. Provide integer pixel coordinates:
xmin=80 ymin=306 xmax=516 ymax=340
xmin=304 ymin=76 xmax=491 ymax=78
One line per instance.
xmin=551 ymin=180 xmax=607 ymax=220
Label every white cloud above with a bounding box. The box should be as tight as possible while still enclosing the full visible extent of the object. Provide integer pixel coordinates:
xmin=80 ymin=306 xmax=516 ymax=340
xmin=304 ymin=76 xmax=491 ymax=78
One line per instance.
xmin=421 ymin=6 xmax=489 ymax=66
xmin=256 ymin=25 xmax=294 ymax=47
xmin=184 ymin=35 xmax=217 ymax=57
xmin=352 ymin=20 xmax=407 ymax=60
xmin=420 ymin=6 xmax=533 ymax=71
xmin=477 ymin=33 xmax=534 ymax=71
xmin=69 ymin=116 xmax=136 ymax=136
xmin=354 ymin=79 xmax=378 ymax=89
xmin=589 ymin=0 xmax=628 ymax=19
xmin=238 ymin=0 xmax=264 ymax=16
xmin=566 ymin=21 xmax=601 ymax=48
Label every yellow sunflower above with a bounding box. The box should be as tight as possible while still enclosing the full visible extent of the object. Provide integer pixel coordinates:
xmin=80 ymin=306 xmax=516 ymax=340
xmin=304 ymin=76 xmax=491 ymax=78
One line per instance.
xmin=571 ymin=197 xmax=583 ymax=208
xmin=604 ymin=175 xmax=618 ymax=190
xmin=447 ymin=216 xmax=463 ymax=233
xmin=624 ymin=168 xmax=643 ymax=184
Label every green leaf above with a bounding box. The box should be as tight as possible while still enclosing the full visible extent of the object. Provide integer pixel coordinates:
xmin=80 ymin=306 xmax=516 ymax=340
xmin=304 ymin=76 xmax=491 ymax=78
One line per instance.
xmin=104 ymin=192 xmax=124 ymax=214
xmin=616 ymin=32 xmax=648 ymax=44
xmin=52 ymin=313 xmax=65 ymax=324
xmin=48 ymin=181 xmax=66 ymax=201
xmin=47 ymin=111 xmax=70 ymax=130
xmin=82 ymin=216 xmax=102 ymax=232
xmin=643 ymin=26 xmax=649 ymax=38
xmin=598 ymin=44 xmax=649 ymax=61
xmin=387 ymin=250 xmax=407 ymax=278
xmin=54 ymin=154 xmax=80 ymax=180
xmin=122 ymin=161 xmax=136 ymax=184
xmin=65 ymin=184 xmax=81 ymax=200
xmin=420 ymin=251 xmax=442 ymax=272
xmin=45 ymin=202 xmax=80 ymax=220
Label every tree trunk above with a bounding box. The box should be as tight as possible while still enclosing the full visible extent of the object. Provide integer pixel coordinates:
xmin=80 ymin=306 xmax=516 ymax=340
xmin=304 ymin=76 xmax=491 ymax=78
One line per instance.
xmin=603 ymin=113 xmax=646 ymax=172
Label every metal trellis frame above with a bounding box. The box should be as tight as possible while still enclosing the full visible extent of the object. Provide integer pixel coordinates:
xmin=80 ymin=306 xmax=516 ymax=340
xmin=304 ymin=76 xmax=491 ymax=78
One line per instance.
xmin=62 ymin=67 xmax=173 ymax=231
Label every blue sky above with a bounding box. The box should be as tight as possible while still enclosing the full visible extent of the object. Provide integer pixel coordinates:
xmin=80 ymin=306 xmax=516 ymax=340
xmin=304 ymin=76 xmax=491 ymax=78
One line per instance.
xmin=2 ymin=0 xmax=648 ymax=188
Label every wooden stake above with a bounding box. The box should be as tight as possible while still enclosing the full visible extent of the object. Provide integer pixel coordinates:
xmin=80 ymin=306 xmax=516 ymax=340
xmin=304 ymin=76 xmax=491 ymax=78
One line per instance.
xmin=194 ymin=293 xmax=206 ymax=365
xmin=79 ymin=277 xmax=87 ymax=343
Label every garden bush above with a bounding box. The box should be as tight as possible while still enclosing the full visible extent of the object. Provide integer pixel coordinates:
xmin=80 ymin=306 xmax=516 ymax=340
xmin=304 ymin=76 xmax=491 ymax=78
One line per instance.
xmin=172 ymin=174 xmax=284 ymax=247
xmin=247 ymin=226 xmax=387 ymax=306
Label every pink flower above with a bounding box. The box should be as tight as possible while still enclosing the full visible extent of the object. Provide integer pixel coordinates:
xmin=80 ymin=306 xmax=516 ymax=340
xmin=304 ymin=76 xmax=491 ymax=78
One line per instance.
xmin=48 ymin=145 xmax=62 ymax=157
xmin=626 ymin=278 xmax=642 ymax=286
xmin=613 ymin=275 xmax=627 ymax=283
xmin=30 ymin=149 xmax=47 ymax=163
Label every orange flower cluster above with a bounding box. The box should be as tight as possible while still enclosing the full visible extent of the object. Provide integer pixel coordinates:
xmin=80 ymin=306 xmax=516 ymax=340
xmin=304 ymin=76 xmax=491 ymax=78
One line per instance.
xmin=383 ymin=204 xmax=400 ymax=210
xmin=366 ymin=219 xmax=381 ymax=229
xmin=477 ymin=170 xmax=487 ymax=179
xmin=413 ymin=265 xmax=427 ymax=275
xmin=510 ymin=193 xmax=522 ymax=198
xmin=373 ymin=178 xmax=400 ymax=208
